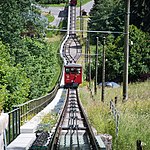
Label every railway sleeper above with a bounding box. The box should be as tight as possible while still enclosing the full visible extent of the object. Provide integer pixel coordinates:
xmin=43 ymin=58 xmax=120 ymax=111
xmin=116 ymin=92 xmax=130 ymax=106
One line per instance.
xmin=64 ymin=116 xmax=84 ymax=120
xmin=61 ymin=126 xmax=87 ymax=130
xmin=66 ymin=110 xmax=80 ymax=113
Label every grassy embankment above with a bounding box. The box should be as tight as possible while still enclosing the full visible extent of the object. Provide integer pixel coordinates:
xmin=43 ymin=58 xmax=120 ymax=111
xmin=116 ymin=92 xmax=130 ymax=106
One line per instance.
xmin=79 ymin=79 xmax=150 ymax=150
xmin=77 ymin=31 xmax=150 ymax=150
xmin=43 ymin=12 xmax=55 ymax=23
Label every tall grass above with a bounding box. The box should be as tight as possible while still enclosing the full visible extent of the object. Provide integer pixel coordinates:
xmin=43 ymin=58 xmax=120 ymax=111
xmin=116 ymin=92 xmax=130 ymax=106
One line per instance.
xmin=79 ymin=80 xmax=150 ymax=149
xmin=115 ymin=80 xmax=150 ymax=150
xmin=79 ymin=85 xmax=116 ymax=140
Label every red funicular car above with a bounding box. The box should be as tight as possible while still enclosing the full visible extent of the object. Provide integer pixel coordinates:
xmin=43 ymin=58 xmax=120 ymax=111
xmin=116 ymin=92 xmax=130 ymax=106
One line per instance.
xmin=64 ymin=63 xmax=82 ymax=88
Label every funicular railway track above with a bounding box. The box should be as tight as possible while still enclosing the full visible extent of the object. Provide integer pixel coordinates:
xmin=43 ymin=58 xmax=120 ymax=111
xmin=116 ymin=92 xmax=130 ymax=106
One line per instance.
xmin=49 ymin=89 xmax=100 ymax=150
xmin=49 ymin=1 xmax=102 ymax=149
xmin=63 ymin=5 xmax=81 ymax=63
xmin=6 ymin=1 xmax=106 ymax=150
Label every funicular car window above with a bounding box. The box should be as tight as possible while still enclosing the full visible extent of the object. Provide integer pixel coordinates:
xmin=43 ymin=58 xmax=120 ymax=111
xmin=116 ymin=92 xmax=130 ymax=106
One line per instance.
xmin=65 ymin=68 xmax=70 ymax=74
xmin=77 ymin=68 xmax=81 ymax=74
xmin=70 ymin=68 xmax=77 ymax=74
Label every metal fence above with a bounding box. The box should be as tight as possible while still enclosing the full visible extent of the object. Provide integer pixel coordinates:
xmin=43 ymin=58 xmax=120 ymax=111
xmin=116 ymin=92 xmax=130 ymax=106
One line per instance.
xmin=110 ymin=99 xmax=120 ymax=137
xmin=19 ymin=85 xmax=59 ymax=125
xmin=6 ymin=84 xmax=59 ymax=145
xmin=7 ymin=107 xmax=20 ymax=144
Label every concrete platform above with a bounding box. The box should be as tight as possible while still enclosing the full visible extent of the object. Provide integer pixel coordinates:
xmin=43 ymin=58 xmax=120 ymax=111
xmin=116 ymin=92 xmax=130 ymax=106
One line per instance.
xmin=20 ymin=88 xmax=64 ymax=134
xmin=7 ymin=134 xmax=36 ymax=150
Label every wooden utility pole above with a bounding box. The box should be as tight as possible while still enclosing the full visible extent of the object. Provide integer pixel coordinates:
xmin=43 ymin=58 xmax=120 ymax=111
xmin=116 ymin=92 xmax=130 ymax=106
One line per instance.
xmin=85 ymin=39 xmax=89 ymax=81
xmin=85 ymin=39 xmax=88 ymax=64
xmin=94 ymin=37 xmax=99 ymax=94
xmin=80 ymin=0 xmax=82 ymax=31
xmin=123 ymin=0 xmax=130 ymax=100
xmin=81 ymin=16 xmax=84 ymax=38
xmin=89 ymin=44 xmax=91 ymax=88
xmin=101 ymin=37 xmax=106 ymax=102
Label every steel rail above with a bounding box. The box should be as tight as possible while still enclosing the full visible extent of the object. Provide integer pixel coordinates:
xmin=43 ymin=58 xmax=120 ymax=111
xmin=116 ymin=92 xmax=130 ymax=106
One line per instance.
xmin=49 ymin=89 xmax=100 ymax=150
xmin=76 ymin=89 xmax=100 ymax=150
xmin=63 ymin=5 xmax=82 ymax=63
xmin=49 ymin=89 xmax=69 ymax=150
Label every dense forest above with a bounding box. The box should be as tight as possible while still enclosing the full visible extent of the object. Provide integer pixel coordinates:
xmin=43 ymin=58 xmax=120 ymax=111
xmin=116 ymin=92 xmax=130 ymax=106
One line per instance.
xmin=0 ymin=0 xmax=62 ymax=111
xmin=88 ymin=0 xmax=150 ymax=82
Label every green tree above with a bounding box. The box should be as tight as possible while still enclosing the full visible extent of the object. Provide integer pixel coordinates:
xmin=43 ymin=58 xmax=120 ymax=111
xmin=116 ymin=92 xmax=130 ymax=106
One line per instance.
xmin=89 ymin=0 xmax=150 ymax=43
xmin=128 ymin=25 xmax=150 ymax=81
xmin=88 ymin=0 xmax=125 ymax=44
xmin=11 ymin=38 xmax=61 ymax=99
xmin=0 ymin=41 xmax=31 ymax=111
xmin=130 ymin=0 xmax=150 ymax=32
xmin=91 ymin=25 xmax=149 ymax=82
xmin=0 ymin=0 xmax=31 ymax=44
xmin=0 ymin=0 xmax=62 ymax=112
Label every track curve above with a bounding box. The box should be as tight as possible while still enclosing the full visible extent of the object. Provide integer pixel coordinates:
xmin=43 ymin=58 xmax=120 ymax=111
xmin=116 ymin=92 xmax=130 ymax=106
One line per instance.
xmin=62 ymin=6 xmax=82 ymax=63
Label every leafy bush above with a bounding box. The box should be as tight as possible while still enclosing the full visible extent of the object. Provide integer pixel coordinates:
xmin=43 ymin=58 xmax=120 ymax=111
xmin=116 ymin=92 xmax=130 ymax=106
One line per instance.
xmin=12 ymin=38 xmax=61 ymax=99
xmin=0 ymin=38 xmax=62 ymax=111
xmin=89 ymin=25 xmax=149 ymax=82
xmin=0 ymin=41 xmax=31 ymax=111
xmin=0 ymin=0 xmax=62 ymax=112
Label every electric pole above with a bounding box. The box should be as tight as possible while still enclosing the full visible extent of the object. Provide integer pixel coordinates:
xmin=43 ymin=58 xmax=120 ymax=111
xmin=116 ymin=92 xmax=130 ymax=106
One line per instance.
xmin=94 ymin=37 xmax=99 ymax=94
xmin=80 ymin=0 xmax=82 ymax=31
xmin=101 ymin=36 xmax=106 ymax=102
xmin=89 ymin=44 xmax=91 ymax=89
xmin=85 ymin=39 xmax=88 ymax=64
xmin=85 ymin=39 xmax=89 ymax=81
xmin=123 ymin=0 xmax=130 ymax=100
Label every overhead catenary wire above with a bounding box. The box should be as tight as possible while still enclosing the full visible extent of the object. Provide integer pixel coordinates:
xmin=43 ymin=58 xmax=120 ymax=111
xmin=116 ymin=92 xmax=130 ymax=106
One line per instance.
xmin=56 ymin=53 xmax=101 ymax=56
xmin=47 ymin=28 xmax=124 ymax=34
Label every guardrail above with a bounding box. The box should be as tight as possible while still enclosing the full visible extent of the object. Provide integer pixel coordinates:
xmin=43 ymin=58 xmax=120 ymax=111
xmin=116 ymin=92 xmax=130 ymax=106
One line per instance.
xmin=7 ymin=107 xmax=20 ymax=144
xmin=17 ymin=84 xmax=59 ymax=124
xmin=6 ymin=85 xmax=59 ymax=145
xmin=6 ymin=63 xmax=63 ymax=144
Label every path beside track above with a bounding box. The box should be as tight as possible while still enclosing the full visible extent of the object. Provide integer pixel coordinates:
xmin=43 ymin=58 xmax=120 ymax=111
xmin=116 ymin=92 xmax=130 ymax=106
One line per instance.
xmin=36 ymin=0 xmax=94 ymax=27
